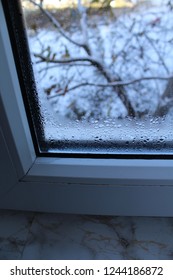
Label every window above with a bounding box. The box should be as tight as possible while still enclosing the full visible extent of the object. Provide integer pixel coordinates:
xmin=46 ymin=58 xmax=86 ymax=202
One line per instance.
xmin=19 ymin=0 xmax=173 ymax=156
xmin=1 ymin=0 xmax=173 ymax=216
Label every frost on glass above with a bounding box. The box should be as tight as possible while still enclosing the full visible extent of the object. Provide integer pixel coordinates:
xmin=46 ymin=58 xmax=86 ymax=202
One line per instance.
xmin=21 ymin=0 xmax=173 ymax=154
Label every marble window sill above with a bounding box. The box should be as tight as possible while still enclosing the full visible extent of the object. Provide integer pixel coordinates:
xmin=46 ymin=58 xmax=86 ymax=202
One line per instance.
xmin=0 ymin=210 xmax=173 ymax=260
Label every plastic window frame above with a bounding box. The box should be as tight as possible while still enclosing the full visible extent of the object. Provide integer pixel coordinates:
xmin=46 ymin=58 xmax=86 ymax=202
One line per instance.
xmin=1 ymin=0 xmax=173 ymax=216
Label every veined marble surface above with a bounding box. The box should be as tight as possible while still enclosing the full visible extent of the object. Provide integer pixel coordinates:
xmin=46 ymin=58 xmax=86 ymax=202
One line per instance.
xmin=0 ymin=210 xmax=173 ymax=260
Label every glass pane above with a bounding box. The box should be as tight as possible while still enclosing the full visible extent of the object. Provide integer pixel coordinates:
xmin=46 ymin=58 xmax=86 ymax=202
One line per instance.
xmin=20 ymin=0 xmax=173 ymax=155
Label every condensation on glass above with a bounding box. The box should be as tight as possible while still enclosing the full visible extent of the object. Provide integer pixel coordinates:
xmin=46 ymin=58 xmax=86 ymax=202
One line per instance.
xmin=20 ymin=0 xmax=173 ymax=155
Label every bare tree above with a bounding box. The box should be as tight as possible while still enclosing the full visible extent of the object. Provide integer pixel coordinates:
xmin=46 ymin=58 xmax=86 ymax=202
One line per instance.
xmin=26 ymin=0 xmax=173 ymax=119
xmin=28 ymin=0 xmax=137 ymax=117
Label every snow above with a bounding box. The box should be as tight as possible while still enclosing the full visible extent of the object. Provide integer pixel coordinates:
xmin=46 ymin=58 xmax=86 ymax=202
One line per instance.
xmin=23 ymin=0 xmax=173 ymax=153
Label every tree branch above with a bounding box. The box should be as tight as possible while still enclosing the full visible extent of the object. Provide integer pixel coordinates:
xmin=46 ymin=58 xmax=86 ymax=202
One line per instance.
xmin=48 ymin=75 xmax=172 ymax=99
xmin=144 ymin=34 xmax=170 ymax=74
xmin=28 ymin=0 xmax=89 ymax=52
xmin=77 ymin=0 xmax=92 ymax=55
xmin=38 ymin=63 xmax=92 ymax=73
xmin=34 ymin=53 xmax=112 ymax=81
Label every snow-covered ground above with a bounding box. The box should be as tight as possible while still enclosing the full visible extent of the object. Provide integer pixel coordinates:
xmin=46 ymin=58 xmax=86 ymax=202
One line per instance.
xmin=23 ymin=0 xmax=173 ymax=153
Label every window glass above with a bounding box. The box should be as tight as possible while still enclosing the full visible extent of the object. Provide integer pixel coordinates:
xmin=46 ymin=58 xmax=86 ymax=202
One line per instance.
xmin=19 ymin=0 xmax=173 ymax=155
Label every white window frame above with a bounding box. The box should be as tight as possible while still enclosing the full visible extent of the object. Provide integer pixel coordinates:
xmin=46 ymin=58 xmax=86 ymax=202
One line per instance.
xmin=1 ymin=0 xmax=173 ymax=216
